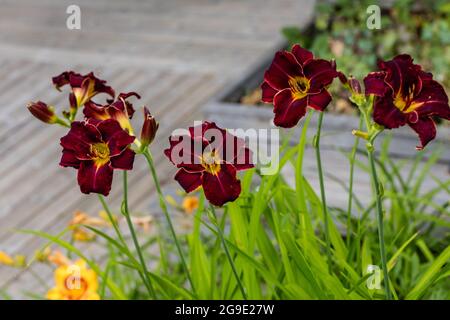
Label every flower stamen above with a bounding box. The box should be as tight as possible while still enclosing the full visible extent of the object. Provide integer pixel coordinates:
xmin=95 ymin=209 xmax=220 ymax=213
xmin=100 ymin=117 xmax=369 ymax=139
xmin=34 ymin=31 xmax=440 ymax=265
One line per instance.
xmin=90 ymin=142 xmax=110 ymax=166
xmin=201 ymin=150 xmax=221 ymax=175
xmin=289 ymin=76 xmax=310 ymax=100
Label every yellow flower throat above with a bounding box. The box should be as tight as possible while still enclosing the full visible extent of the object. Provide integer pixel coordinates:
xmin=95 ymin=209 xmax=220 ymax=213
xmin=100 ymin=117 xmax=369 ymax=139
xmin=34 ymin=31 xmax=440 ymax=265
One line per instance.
xmin=91 ymin=142 xmax=110 ymax=167
xmin=289 ymin=76 xmax=310 ymax=100
xmin=201 ymin=151 xmax=221 ymax=175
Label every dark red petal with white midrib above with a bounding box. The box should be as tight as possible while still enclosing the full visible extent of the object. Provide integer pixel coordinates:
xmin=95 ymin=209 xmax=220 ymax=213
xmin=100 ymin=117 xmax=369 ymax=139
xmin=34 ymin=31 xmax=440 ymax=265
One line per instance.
xmin=261 ymin=81 xmax=277 ymax=103
xmin=413 ymin=79 xmax=450 ymax=119
xmin=175 ymin=169 xmax=203 ymax=193
xmin=307 ymin=90 xmax=332 ymax=111
xmin=60 ymin=121 xmax=101 ymax=160
xmin=110 ymin=148 xmax=135 ymax=170
xmin=373 ymin=96 xmax=408 ymax=129
xmin=273 ymin=88 xmax=307 ymax=128
xmin=77 ymin=162 xmax=114 ymax=196
xmin=303 ymin=59 xmax=337 ymax=93
xmin=202 ymin=164 xmax=241 ymax=207
xmin=264 ymin=51 xmax=303 ymax=90
xmin=291 ymin=44 xmax=314 ymax=66
xmin=363 ymin=71 xmax=389 ymax=96
xmin=408 ymin=117 xmax=437 ymax=150
xmin=60 ymin=150 xmax=81 ymax=169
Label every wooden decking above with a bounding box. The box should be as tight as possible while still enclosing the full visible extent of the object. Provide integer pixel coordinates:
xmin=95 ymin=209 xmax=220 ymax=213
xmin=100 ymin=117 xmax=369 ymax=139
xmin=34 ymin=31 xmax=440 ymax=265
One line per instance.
xmin=0 ymin=0 xmax=315 ymax=298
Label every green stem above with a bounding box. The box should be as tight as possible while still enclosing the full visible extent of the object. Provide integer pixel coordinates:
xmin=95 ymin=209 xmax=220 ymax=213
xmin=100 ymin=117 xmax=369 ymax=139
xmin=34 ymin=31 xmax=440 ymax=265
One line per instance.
xmin=122 ymin=171 xmax=157 ymax=299
xmin=346 ymin=116 xmax=363 ymax=247
xmin=366 ymin=147 xmax=392 ymax=300
xmin=314 ymin=111 xmax=332 ymax=272
xmin=55 ymin=118 xmax=71 ymax=128
xmin=98 ymin=195 xmax=126 ymax=246
xmin=209 ymin=205 xmax=247 ymax=299
xmin=355 ymin=94 xmax=391 ymax=300
xmin=142 ymin=149 xmax=195 ymax=292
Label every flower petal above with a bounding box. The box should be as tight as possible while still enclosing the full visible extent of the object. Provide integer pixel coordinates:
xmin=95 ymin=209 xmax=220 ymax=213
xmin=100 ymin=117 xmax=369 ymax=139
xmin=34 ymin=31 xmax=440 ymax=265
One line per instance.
xmin=83 ymin=72 xmax=115 ymax=99
xmin=232 ymin=147 xmax=254 ymax=171
xmin=175 ymin=169 xmax=203 ymax=193
xmin=414 ymin=79 xmax=450 ymax=119
xmin=291 ymin=44 xmax=313 ymax=66
xmin=202 ymin=164 xmax=241 ymax=206
xmin=261 ymin=81 xmax=278 ymax=103
xmin=77 ymin=162 xmax=114 ymax=196
xmin=60 ymin=121 xmax=101 ymax=159
xmin=303 ymin=59 xmax=337 ymax=92
xmin=97 ymin=119 xmax=135 ymax=156
xmin=52 ymin=71 xmax=76 ymax=90
xmin=110 ymin=148 xmax=135 ymax=170
xmin=273 ymin=88 xmax=307 ymax=128
xmin=264 ymin=51 xmax=303 ymax=90
xmin=60 ymin=150 xmax=81 ymax=168
xmin=408 ymin=117 xmax=437 ymax=150
xmin=373 ymin=95 xmax=408 ymax=129
xmin=379 ymin=54 xmax=422 ymax=98
xmin=164 ymin=135 xmax=205 ymax=172
xmin=83 ymin=101 xmax=109 ymax=120
xmin=307 ymin=90 xmax=332 ymax=111
xmin=373 ymin=95 xmax=407 ymax=129
xmin=363 ymin=71 xmax=389 ymax=96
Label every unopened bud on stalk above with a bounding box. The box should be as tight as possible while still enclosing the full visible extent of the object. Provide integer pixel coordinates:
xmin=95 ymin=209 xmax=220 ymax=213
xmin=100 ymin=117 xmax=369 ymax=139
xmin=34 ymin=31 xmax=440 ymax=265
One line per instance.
xmin=27 ymin=101 xmax=57 ymax=124
xmin=140 ymin=107 xmax=159 ymax=149
xmin=349 ymin=78 xmax=362 ymax=94
xmin=352 ymin=129 xmax=369 ymax=140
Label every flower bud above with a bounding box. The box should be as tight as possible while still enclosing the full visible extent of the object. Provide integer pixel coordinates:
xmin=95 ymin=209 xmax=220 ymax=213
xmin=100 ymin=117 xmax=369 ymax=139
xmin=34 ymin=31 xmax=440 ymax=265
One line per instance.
xmin=27 ymin=101 xmax=57 ymax=124
xmin=140 ymin=107 xmax=159 ymax=148
xmin=352 ymin=129 xmax=369 ymax=140
xmin=349 ymin=78 xmax=362 ymax=94
xmin=337 ymin=72 xmax=348 ymax=85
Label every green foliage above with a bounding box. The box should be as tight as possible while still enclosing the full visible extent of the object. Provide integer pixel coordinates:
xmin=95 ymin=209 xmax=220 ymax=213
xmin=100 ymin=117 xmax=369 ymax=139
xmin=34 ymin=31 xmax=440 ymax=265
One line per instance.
xmin=282 ymin=0 xmax=450 ymax=91
xmin=24 ymin=127 xmax=449 ymax=300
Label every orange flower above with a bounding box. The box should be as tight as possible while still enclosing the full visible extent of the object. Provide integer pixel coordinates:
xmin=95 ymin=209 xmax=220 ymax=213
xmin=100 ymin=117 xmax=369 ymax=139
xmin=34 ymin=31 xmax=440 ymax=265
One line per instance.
xmin=69 ymin=211 xmax=109 ymax=242
xmin=47 ymin=250 xmax=72 ymax=267
xmin=182 ymin=196 xmax=199 ymax=214
xmin=47 ymin=259 xmax=100 ymax=300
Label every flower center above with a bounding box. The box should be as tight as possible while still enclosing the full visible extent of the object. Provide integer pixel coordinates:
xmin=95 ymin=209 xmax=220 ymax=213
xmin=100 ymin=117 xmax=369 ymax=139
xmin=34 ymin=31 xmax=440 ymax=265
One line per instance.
xmin=64 ymin=276 xmax=89 ymax=300
xmin=91 ymin=142 xmax=110 ymax=166
xmin=289 ymin=76 xmax=310 ymax=100
xmin=393 ymin=85 xmax=423 ymax=113
xmin=201 ymin=150 xmax=221 ymax=175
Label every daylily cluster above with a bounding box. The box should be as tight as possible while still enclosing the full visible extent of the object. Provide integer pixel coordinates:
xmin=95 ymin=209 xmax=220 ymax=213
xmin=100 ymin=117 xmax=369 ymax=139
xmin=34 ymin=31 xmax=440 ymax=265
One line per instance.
xmin=29 ymin=72 xmax=254 ymax=207
xmin=29 ymin=48 xmax=448 ymax=209
xmin=28 ymin=71 xmax=159 ymax=196
xmin=261 ymin=45 xmax=450 ymax=149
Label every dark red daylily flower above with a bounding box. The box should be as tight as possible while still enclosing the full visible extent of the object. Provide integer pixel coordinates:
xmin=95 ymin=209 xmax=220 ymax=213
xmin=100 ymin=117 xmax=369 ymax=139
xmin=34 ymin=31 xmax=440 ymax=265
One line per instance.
xmin=364 ymin=54 xmax=450 ymax=149
xmin=261 ymin=44 xmax=338 ymax=128
xmin=52 ymin=71 xmax=115 ymax=111
xmin=83 ymin=92 xmax=140 ymax=133
xmin=60 ymin=119 xmax=135 ymax=196
xmin=164 ymin=121 xmax=253 ymax=206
